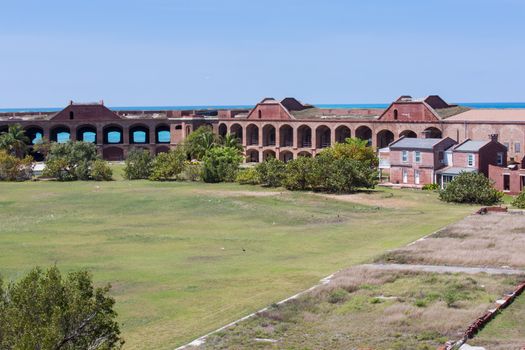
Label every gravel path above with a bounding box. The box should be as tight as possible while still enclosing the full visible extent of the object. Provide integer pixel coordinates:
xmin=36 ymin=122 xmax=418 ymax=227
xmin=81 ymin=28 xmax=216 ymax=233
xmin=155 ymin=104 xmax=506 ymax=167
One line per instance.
xmin=361 ymin=263 xmax=525 ymax=275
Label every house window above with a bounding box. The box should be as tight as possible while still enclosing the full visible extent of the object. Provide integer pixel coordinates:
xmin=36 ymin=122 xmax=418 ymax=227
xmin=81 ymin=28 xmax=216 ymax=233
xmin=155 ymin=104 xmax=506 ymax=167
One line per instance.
xmin=414 ymin=170 xmax=420 ymax=185
xmin=504 ymin=142 xmax=510 ymax=150
xmin=258 ymin=110 xmax=262 ymax=119
xmin=402 ymin=150 xmax=408 ymax=163
xmin=438 ymin=151 xmax=444 ymax=164
xmin=504 ymin=174 xmax=510 ymax=191
xmin=515 ymin=142 xmax=521 ymax=153
xmin=497 ymin=152 xmax=504 ymax=165
xmin=414 ymin=151 xmax=421 ymax=163
xmin=393 ymin=109 xmax=398 ymax=120
xmin=402 ymin=168 xmax=408 ymax=183
xmin=69 ymin=111 xmax=74 ymax=120
xmin=467 ymin=154 xmax=475 ymax=167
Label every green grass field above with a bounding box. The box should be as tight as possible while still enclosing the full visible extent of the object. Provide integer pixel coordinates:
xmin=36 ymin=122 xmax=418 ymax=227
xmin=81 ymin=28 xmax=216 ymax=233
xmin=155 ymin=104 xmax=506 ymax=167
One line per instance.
xmin=0 ymin=176 xmax=475 ymax=349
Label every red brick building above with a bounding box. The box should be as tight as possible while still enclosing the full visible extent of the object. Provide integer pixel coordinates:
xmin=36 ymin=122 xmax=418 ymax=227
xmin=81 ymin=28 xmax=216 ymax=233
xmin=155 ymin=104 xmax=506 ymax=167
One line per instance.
xmin=2 ymin=95 xmax=525 ymax=164
xmin=388 ymin=137 xmax=457 ymax=186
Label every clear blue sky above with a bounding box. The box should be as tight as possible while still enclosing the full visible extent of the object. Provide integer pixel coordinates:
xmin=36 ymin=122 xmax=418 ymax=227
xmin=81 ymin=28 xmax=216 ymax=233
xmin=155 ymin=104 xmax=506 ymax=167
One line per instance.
xmin=1 ymin=0 xmax=524 ymax=108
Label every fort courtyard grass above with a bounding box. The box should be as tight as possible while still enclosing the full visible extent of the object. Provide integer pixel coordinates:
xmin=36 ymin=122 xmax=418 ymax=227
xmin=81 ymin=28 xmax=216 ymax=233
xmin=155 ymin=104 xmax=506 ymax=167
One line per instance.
xmin=0 ymin=180 xmax=474 ymax=349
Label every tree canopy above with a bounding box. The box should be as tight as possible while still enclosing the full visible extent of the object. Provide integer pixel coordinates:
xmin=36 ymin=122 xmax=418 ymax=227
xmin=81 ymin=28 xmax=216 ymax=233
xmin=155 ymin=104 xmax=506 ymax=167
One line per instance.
xmin=0 ymin=266 xmax=123 ymax=350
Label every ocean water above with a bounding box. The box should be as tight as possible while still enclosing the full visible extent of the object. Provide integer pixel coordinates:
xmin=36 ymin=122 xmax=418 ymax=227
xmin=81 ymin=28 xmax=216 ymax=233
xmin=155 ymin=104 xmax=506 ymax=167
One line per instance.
xmin=1 ymin=102 xmax=525 ymax=113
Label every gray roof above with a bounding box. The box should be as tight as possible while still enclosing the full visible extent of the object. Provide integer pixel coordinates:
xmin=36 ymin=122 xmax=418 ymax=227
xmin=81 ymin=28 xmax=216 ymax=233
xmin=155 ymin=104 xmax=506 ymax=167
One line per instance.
xmin=389 ymin=138 xmax=444 ymax=150
xmin=436 ymin=167 xmax=477 ymax=175
xmin=454 ymin=140 xmax=489 ymax=152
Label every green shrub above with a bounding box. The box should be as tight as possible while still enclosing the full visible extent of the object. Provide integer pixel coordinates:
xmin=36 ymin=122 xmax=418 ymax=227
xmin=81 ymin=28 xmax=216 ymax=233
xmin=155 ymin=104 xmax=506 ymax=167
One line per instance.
xmin=43 ymin=141 xmax=99 ymax=181
xmin=256 ymin=157 xmax=286 ymax=187
xmin=201 ymin=146 xmax=242 ymax=183
xmin=439 ymin=172 xmax=503 ymax=205
xmin=124 ymin=148 xmax=153 ymax=180
xmin=283 ymin=156 xmax=314 ymax=190
xmin=422 ymin=183 xmax=439 ymax=191
xmin=181 ymin=160 xmax=202 ymax=181
xmin=0 ymin=150 xmax=33 ymax=181
xmin=327 ymin=289 xmax=348 ymax=304
xmin=236 ymin=167 xmax=261 ymax=185
xmin=90 ymin=159 xmax=113 ymax=181
xmin=512 ymin=190 xmax=525 ymax=209
xmin=183 ymin=126 xmax=220 ymax=160
xmin=149 ymin=149 xmax=186 ymax=181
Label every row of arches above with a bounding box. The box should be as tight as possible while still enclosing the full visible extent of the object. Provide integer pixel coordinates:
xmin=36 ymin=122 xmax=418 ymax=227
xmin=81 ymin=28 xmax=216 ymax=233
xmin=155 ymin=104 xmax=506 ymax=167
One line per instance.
xmin=6 ymin=124 xmax=173 ymax=145
xmin=245 ymin=149 xmax=312 ymax=163
xmin=101 ymin=145 xmax=171 ymax=161
xmin=219 ymin=123 xmax=443 ymax=150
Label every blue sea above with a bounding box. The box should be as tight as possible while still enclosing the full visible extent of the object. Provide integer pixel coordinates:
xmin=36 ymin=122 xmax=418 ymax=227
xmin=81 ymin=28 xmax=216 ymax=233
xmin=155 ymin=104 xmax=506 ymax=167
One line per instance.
xmin=1 ymin=102 xmax=525 ymax=113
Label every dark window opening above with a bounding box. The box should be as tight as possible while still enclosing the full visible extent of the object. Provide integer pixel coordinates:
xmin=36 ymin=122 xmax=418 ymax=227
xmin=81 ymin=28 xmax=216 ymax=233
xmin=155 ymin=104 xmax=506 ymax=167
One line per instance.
xmin=393 ymin=109 xmax=398 ymax=120
xmin=69 ymin=111 xmax=74 ymax=120
xmin=504 ymin=174 xmax=510 ymax=191
xmin=258 ymin=110 xmax=262 ymax=119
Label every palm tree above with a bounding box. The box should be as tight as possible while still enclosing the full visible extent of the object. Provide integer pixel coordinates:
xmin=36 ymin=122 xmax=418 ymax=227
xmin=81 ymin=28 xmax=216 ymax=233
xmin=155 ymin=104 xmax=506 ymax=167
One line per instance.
xmin=0 ymin=124 xmax=30 ymax=158
xmin=221 ymin=133 xmax=242 ymax=152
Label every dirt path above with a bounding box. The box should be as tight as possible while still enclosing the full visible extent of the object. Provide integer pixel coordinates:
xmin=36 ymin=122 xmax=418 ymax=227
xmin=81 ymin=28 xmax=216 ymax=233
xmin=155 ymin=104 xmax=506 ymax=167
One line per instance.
xmin=361 ymin=263 xmax=525 ymax=275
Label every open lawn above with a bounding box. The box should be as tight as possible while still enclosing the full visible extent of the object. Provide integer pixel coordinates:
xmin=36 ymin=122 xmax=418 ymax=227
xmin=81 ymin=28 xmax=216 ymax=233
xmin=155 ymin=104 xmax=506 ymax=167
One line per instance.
xmin=0 ymin=179 xmax=474 ymax=349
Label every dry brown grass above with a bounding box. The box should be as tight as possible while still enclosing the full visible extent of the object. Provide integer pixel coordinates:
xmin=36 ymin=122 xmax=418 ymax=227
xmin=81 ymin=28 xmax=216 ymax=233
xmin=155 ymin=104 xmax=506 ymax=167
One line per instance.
xmin=199 ymin=267 xmax=521 ymax=349
xmin=377 ymin=212 xmax=525 ymax=269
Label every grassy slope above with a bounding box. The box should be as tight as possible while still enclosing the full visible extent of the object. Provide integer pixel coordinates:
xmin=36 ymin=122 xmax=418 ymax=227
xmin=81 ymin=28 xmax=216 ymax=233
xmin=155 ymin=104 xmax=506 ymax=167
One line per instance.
xmin=471 ymin=293 xmax=525 ymax=349
xmin=0 ymin=179 xmax=474 ymax=349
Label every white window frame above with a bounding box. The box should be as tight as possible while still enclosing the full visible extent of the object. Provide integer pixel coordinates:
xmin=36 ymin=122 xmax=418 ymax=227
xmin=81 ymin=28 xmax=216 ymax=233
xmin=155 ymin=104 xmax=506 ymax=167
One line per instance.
xmin=414 ymin=151 xmax=421 ymax=164
xmin=402 ymin=168 xmax=408 ymax=183
xmin=402 ymin=150 xmax=408 ymax=163
xmin=467 ymin=153 xmax=475 ymax=167
xmin=414 ymin=169 xmax=420 ymax=185
xmin=497 ymin=152 xmax=504 ymax=165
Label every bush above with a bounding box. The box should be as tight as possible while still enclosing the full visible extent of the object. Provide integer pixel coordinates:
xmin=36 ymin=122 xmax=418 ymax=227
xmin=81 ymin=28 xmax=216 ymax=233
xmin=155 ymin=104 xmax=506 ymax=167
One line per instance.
xmin=149 ymin=149 xmax=186 ymax=181
xmin=124 ymin=148 xmax=153 ymax=180
xmin=43 ymin=141 xmax=100 ymax=181
xmin=310 ymin=148 xmax=378 ymax=193
xmin=90 ymin=159 xmax=113 ymax=181
xmin=0 ymin=150 xmax=33 ymax=181
xmin=439 ymin=172 xmax=503 ymax=205
xmin=283 ymin=156 xmax=315 ymax=190
xmin=0 ymin=266 xmax=123 ymax=349
xmin=512 ymin=190 xmax=525 ymax=209
xmin=181 ymin=160 xmax=202 ymax=181
xmin=422 ymin=183 xmax=439 ymax=191
xmin=201 ymin=146 xmax=242 ymax=183
xmin=256 ymin=157 xmax=287 ymax=187
xmin=236 ymin=167 xmax=261 ymax=185
xmin=183 ymin=126 xmax=220 ymax=160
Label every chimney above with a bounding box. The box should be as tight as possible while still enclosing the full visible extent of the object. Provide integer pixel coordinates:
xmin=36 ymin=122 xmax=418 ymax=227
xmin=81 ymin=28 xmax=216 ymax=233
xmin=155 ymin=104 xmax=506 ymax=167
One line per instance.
xmin=489 ymin=134 xmax=498 ymax=142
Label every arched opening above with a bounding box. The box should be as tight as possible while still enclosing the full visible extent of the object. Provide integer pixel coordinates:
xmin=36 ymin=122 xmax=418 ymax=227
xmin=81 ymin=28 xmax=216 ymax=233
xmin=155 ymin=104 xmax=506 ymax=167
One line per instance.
xmin=376 ymin=129 xmax=395 ymax=148
xmin=50 ymin=125 xmax=70 ymax=143
xmin=399 ymin=130 xmax=417 ymax=138
xmin=76 ymin=125 xmax=97 ymax=143
xmin=262 ymin=124 xmax=276 ymax=146
xmin=355 ymin=126 xmax=372 ymax=146
xmin=218 ymin=123 xmax=228 ymax=138
xmin=423 ymin=127 xmax=442 ymax=138
xmin=103 ymin=147 xmax=124 ymax=161
xmin=335 ymin=125 xmax=351 ymax=143
xmin=246 ymin=124 xmax=259 ymax=146
xmin=185 ymin=125 xmax=191 ymax=137
xmin=279 ymin=125 xmax=293 ymax=147
xmin=130 ymin=125 xmax=150 ymax=144
xmin=25 ymin=126 xmax=44 ymax=145
xmin=258 ymin=110 xmax=262 ymax=119
xmin=297 ymin=125 xmax=312 ymax=148
xmin=297 ymin=151 xmax=312 ymax=158
xmin=230 ymin=124 xmax=243 ymax=144
xmin=246 ymin=149 xmax=259 ymax=163
xmin=316 ymin=125 xmax=331 ymax=149
xmin=156 ymin=145 xmax=171 ymax=155
xmin=155 ymin=125 xmax=170 ymax=144
xmin=393 ymin=109 xmax=398 ymax=120
xmin=103 ymin=125 xmax=123 ymax=144
xmin=263 ymin=149 xmax=276 ymax=161
xmin=279 ymin=151 xmax=294 ymax=163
